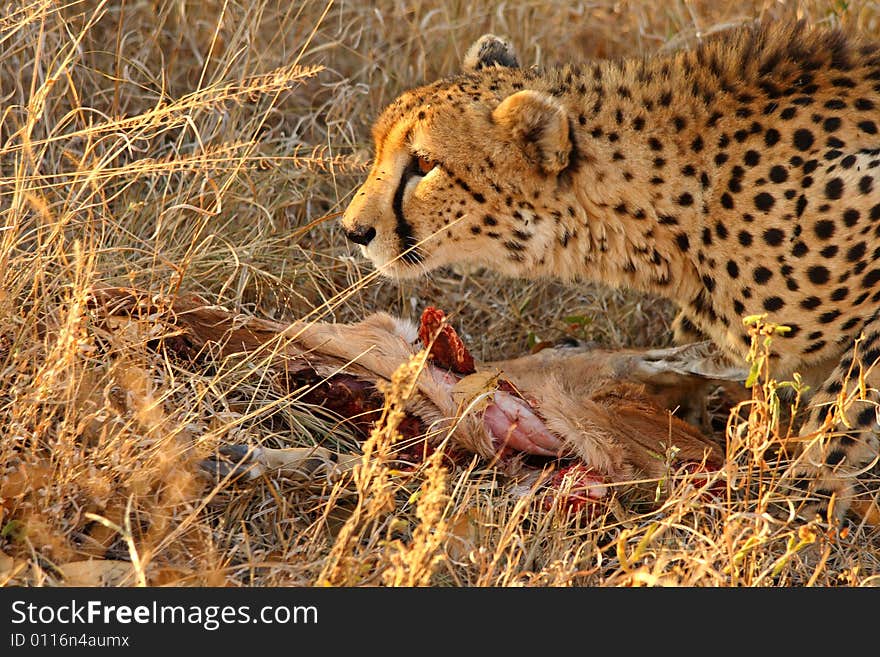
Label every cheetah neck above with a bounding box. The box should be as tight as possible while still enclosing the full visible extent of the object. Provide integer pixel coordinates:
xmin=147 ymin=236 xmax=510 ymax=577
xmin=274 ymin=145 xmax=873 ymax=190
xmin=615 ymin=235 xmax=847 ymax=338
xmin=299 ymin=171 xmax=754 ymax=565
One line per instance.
xmin=515 ymin=52 xmax=729 ymax=307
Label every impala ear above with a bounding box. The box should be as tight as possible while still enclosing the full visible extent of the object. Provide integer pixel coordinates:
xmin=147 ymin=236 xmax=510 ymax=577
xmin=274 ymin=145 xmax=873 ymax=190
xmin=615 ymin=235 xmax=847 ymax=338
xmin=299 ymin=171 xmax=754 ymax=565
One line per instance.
xmin=492 ymin=90 xmax=571 ymax=175
xmin=463 ymin=34 xmax=520 ymax=71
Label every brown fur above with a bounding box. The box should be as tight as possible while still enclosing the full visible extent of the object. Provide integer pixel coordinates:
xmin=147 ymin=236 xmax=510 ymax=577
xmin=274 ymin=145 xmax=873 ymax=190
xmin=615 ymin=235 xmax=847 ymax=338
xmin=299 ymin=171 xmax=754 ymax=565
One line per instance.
xmin=90 ymin=288 xmax=727 ymax=491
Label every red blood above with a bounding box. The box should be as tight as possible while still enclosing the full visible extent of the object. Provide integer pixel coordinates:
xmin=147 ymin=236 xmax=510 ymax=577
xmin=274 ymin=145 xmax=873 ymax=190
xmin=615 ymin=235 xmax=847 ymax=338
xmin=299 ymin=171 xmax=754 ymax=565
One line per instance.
xmin=418 ymin=307 xmax=476 ymax=375
xmin=679 ymin=462 xmax=725 ymax=501
xmin=290 ymin=370 xmax=384 ymax=437
xmin=542 ymin=463 xmax=608 ymax=514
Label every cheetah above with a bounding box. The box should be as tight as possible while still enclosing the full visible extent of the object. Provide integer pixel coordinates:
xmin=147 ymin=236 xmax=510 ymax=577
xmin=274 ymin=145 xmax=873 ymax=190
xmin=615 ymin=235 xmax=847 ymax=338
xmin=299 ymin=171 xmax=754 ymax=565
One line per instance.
xmin=340 ymin=19 xmax=880 ymax=523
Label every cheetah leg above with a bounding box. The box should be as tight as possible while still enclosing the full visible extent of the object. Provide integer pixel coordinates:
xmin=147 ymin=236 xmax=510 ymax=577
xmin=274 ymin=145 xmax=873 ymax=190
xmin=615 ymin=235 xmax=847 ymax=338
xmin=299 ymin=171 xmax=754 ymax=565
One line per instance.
xmin=671 ymin=310 xmax=708 ymax=344
xmin=791 ymin=330 xmax=880 ymax=524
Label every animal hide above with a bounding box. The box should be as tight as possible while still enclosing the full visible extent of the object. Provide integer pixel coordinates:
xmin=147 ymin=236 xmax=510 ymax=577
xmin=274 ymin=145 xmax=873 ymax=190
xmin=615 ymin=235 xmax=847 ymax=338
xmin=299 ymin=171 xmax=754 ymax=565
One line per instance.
xmin=88 ymin=288 xmax=746 ymax=501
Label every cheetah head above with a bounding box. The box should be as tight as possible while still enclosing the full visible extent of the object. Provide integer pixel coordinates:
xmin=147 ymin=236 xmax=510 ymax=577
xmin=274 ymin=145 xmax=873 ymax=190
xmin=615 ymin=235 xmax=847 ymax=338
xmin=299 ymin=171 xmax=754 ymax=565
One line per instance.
xmin=341 ymin=35 xmax=578 ymax=279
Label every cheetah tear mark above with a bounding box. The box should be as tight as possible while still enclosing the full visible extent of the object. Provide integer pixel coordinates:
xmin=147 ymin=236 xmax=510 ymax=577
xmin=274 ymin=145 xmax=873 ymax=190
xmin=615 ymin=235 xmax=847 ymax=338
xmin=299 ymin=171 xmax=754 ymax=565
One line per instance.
xmin=392 ymin=158 xmax=424 ymax=265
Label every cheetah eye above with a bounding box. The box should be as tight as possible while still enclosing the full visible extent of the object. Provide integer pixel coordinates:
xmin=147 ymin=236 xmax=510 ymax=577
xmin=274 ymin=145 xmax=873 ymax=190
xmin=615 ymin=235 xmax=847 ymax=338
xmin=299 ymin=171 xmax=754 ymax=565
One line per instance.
xmin=415 ymin=155 xmax=437 ymax=176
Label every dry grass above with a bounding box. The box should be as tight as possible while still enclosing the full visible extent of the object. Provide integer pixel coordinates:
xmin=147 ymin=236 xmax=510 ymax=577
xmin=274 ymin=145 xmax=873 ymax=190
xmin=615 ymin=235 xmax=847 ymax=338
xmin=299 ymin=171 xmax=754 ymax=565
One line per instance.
xmin=2 ymin=0 xmax=880 ymax=588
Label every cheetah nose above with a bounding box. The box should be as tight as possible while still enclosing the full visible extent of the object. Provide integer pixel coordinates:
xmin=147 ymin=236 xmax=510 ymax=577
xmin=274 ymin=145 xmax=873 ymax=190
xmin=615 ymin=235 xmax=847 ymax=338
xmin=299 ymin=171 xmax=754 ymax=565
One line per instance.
xmin=345 ymin=225 xmax=376 ymax=246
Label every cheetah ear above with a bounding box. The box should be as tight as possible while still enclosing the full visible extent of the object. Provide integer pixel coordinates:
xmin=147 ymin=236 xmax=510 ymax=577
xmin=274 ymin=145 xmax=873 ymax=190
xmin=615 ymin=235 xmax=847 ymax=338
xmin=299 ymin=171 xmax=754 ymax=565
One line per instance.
xmin=463 ymin=34 xmax=520 ymax=71
xmin=492 ymin=90 xmax=571 ymax=175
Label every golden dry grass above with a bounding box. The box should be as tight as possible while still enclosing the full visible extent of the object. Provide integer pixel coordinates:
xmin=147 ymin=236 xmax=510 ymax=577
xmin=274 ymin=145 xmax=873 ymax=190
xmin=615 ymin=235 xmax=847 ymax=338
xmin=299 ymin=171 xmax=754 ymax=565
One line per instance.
xmin=2 ymin=0 xmax=880 ymax=587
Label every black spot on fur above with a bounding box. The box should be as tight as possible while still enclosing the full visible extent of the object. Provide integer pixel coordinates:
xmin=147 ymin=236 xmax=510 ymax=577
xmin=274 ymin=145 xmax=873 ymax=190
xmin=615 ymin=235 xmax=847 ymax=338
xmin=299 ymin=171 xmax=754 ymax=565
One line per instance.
xmin=862 ymin=269 xmax=880 ymax=288
xmin=763 ymin=296 xmax=784 ymax=311
xmin=819 ymin=309 xmax=841 ymax=324
xmin=754 ymin=192 xmax=775 ymax=212
xmin=847 ymin=241 xmax=866 ymax=262
xmin=825 ymin=178 xmax=844 ymax=200
xmin=753 ymin=266 xmax=772 ymax=284
xmin=807 ymin=265 xmax=830 ymax=285
xmin=830 ymin=287 xmax=849 ymax=301
xmin=857 ymin=406 xmax=877 ymax=427
xmin=792 ymin=241 xmax=809 ymax=257
xmin=769 ymin=165 xmax=788 ymax=183
xmin=804 ymin=340 xmax=826 ymax=354
xmin=793 ymin=129 xmax=814 ymax=151
xmin=814 ymin=220 xmax=836 ymax=240
xmin=800 ymin=296 xmax=821 ymax=310
xmin=859 ymin=120 xmax=878 ymax=135
xmin=823 ymin=117 xmax=842 ymax=132
xmin=763 ymin=228 xmax=784 ymax=246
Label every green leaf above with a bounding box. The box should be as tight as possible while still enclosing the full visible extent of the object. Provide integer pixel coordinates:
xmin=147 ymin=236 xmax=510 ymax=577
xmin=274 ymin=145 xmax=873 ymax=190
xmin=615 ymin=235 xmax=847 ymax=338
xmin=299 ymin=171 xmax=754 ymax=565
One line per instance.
xmin=1 ymin=520 xmax=26 ymax=541
xmin=562 ymin=314 xmax=590 ymax=327
xmin=745 ymin=359 xmax=763 ymax=388
xmin=526 ymin=331 xmax=538 ymax=349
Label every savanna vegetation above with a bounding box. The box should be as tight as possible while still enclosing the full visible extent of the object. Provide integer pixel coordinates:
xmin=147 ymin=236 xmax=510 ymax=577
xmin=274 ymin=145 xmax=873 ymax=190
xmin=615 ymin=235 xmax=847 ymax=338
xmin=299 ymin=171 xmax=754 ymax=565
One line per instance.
xmin=1 ymin=0 xmax=878 ymax=587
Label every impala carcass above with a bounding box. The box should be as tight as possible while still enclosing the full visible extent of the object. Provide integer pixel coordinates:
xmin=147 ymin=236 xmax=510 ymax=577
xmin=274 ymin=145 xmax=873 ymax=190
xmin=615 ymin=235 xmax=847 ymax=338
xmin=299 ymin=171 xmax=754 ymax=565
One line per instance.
xmin=90 ymin=288 xmax=745 ymax=506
